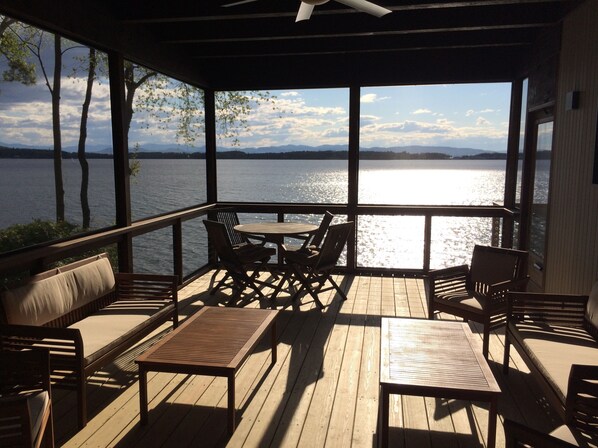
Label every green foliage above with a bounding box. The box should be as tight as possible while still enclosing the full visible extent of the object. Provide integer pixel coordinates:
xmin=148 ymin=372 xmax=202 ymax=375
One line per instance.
xmin=130 ymin=62 xmax=277 ymax=147
xmin=0 ymin=220 xmax=118 ymax=289
xmin=0 ymin=219 xmax=80 ymax=253
xmin=129 ymin=142 xmax=141 ymax=177
xmin=0 ymin=16 xmax=36 ymax=87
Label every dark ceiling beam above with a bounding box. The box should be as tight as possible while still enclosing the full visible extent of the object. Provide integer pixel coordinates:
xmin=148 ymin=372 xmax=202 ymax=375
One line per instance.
xmin=116 ymin=0 xmax=570 ymax=23
xmin=183 ymin=28 xmax=538 ymax=58
xmin=0 ymin=0 xmax=208 ymax=88
xmin=155 ymin=4 xmax=563 ymax=43
xmin=195 ymin=46 xmax=529 ymax=90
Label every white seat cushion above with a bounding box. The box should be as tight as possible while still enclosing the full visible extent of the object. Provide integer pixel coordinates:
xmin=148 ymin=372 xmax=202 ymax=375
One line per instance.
xmin=514 ymin=321 xmax=598 ymax=401
xmin=27 ymin=391 xmax=50 ymax=443
xmin=69 ymin=299 xmax=171 ymax=364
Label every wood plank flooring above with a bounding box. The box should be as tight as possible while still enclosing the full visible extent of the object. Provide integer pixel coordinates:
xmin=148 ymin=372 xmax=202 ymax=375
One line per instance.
xmin=54 ymin=271 xmax=562 ymax=448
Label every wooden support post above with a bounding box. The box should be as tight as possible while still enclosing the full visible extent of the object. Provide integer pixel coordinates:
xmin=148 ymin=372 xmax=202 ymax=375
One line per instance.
xmin=108 ymin=51 xmax=132 ymax=273
xmin=347 ymin=86 xmax=360 ymax=272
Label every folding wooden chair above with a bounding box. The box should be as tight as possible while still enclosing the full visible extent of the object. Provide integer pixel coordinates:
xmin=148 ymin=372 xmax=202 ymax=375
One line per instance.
xmin=276 ymin=221 xmax=353 ymax=308
xmin=204 ymin=220 xmax=276 ymax=305
xmin=281 ymin=211 xmax=334 ymax=255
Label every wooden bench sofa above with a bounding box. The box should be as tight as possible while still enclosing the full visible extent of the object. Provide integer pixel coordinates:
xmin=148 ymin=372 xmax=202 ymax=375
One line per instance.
xmin=503 ymin=284 xmax=598 ymax=444
xmin=0 ymin=253 xmax=178 ymax=429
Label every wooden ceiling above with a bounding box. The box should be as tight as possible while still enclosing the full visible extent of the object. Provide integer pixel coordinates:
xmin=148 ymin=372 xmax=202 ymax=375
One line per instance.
xmin=0 ymin=0 xmax=581 ymax=90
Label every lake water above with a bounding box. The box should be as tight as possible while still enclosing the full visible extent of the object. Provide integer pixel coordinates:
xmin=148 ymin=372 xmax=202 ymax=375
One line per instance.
xmin=0 ymin=158 xmax=543 ymax=273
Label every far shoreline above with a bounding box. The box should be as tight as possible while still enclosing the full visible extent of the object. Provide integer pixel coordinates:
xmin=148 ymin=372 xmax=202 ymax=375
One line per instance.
xmin=0 ymin=147 xmax=517 ymax=161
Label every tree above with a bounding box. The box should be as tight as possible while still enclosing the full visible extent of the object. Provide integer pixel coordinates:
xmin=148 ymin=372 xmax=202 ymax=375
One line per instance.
xmin=8 ymin=27 xmax=67 ymax=222
xmin=76 ymin=48 xmax=97 ymax=229
xmin=3 ymin=16 xmax=275 ymax=231
xmin=10 ymin=26 xmax=85 ymax=223
xmin=131 ymin=67 xmax=275 ymax=147
xmin=51 ymin=34 xmax=64 ymax=222
xmin=0 ymin=16 xmax=36 ymax=88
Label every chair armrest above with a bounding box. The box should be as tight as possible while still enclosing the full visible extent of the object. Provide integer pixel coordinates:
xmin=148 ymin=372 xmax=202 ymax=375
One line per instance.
xmin=565 ymin=364 xmax=598 ymax=430
xmin=504 ymin=419 xmax=577 ymax=448
xmin=115 ymin=273 xmax=178 ymax=304
xmin=0 ymin=323 xmax=84 ymax=361
xmin=426 ymin=264 xmax=469 ymax=297
xmin=115 ymin=273 xmax=179 ymax=327
xmin=506 ymin=292 xmax=588 ymax=327
xmin=246 ymin=234 xmax=268 ymax=245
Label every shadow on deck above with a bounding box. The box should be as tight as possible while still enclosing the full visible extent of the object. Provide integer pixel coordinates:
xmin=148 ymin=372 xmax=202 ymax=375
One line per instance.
xmin=55 ymin=272 xmax=562 ymax=448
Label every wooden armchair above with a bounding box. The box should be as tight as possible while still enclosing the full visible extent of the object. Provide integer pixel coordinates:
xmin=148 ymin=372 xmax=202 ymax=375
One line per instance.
xmin=0 ymin=350 xmax=54 ymax=448
xmin=426 ymin=244 xmax=528 ymax=358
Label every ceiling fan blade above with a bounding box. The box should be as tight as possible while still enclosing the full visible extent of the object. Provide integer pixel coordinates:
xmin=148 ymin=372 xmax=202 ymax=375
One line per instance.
xmin=334 ymin=0 xmax=391 ymax=17
xmin=296 ymin=2 xmax=315 ymax=22
xmin=222 ymin=0 xmax=259 ymax=7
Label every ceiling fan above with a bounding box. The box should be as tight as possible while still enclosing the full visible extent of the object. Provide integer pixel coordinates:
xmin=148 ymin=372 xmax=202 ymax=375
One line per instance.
xmin=222 ymin=0 xmax=392 ymax=22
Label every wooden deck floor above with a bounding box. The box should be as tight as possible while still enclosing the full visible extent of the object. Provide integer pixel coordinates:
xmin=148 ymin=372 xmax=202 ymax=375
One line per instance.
xmin=55 ymin=272 xmax=562 ymax=448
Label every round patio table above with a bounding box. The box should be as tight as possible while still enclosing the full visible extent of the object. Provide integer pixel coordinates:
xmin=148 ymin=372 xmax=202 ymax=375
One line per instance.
xmin=234 ymin=222 xmax=318 ymax=265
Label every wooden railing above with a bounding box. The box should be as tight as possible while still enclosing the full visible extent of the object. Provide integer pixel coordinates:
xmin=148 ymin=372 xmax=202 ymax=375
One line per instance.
xmin=0 ymin=201 xmax=518 ymax=285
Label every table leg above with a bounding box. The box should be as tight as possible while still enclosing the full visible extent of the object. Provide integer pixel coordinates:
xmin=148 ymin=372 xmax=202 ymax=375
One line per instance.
xmin=380 ymin=385 xmax=389 ymax=448
xmin=273 ymin=235 xmax=284 ymax=266
xmin=228 ymin=374 xmax=236 ymax=434
xmin=487 ymin=396 xmax=498 ymax=448
xmin=139 ymin=368 xmax=148 ymax=425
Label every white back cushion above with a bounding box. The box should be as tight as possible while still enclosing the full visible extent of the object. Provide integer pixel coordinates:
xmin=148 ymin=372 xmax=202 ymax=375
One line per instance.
xmin=1 ymin=257 xmax=115 ymax=326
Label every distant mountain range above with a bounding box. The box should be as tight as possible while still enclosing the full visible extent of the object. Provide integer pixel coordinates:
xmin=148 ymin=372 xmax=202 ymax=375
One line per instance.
xmin=0 ymin=142 xmax=502 ymax=159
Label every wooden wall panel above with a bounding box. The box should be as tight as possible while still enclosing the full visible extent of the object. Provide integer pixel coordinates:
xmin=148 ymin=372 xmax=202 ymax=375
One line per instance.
xmin=544 ymin=0 xmax=598 ymax=293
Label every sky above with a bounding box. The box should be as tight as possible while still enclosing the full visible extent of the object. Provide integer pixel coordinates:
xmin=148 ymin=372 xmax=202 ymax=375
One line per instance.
xmin=0 ymin=32 xmax=513 ymax=153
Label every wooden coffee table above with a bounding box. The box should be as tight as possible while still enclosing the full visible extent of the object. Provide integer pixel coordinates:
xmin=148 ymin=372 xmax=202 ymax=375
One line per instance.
xmin=379 ymin=318 xmax=501 ymax=448
xmin=136 ymin=306 xmax=279 ymax=434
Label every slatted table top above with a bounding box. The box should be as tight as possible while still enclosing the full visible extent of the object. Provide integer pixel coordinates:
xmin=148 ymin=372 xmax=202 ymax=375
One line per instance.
xmin=136 ymin=306 xmax=279 ymax=372
xmin=380 ymin=317 xmax=500 ymax=396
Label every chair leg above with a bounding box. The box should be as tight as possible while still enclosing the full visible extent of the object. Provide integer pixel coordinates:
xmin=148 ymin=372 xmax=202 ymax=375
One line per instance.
xmin=271 ymin=269 xmax=293 ymax=300
xmin=210 ymin=272 xmax=230 ymax=295
xmin=428 ymin=299 xmax=435 ymax=320
xmin=327 ymin=276 xmax=348 ymax=301
xmin=503 ymin=332 xmax=511 ymax=374
xmin=289 ymin=265 xmax=312 ymax=305
xmin=45 ymin=404 xmax=55 ymax=448
xmin=78 ymin=376 xmax=87 ymax=429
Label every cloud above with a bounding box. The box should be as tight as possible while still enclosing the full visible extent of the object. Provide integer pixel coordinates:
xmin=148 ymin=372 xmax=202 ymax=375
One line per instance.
xmin=436 ymin=118 xmax=454 ymax=125
xmin=280 ymin=91 xmax=300 ymax=97
xmin=412 ymin=108 xmax=432 ymax=115
xmin=359 ymin=114 xmax=380 ymax=126
xmin=476 ymin=117 xmax=490 ymax=126
xmin=467 ymin=108 xmax=498 ymax=117
xmin=360 ymin=93 xmax=389 ymax=103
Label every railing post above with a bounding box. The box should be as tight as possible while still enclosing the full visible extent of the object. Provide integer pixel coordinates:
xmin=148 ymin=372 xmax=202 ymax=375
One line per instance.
xmin=423 ymin=214 xmax=432 ymax=272
xmin=173 ymin=219 xmax=183 ymax=285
